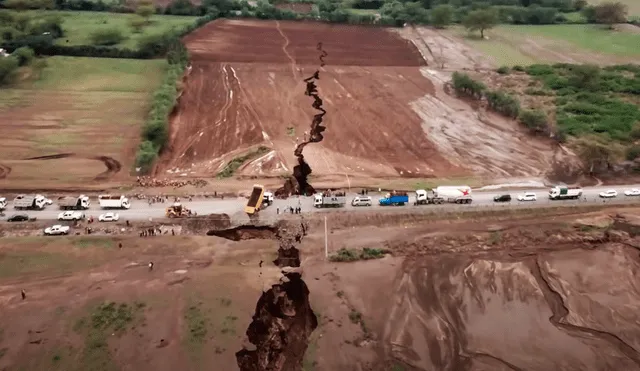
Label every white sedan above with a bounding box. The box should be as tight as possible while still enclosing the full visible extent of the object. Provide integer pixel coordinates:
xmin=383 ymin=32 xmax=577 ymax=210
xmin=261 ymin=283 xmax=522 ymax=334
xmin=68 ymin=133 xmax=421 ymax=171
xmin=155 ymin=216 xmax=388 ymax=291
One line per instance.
xmin=624 ymin=188 xmax=640 ymax=196
xmin=517 ymin=192 xmax=537 ymax=202
xmin=599 ymin=189 xmax=618 ymax=198
xmin=98 ymin=213 xmax=120 ymax=222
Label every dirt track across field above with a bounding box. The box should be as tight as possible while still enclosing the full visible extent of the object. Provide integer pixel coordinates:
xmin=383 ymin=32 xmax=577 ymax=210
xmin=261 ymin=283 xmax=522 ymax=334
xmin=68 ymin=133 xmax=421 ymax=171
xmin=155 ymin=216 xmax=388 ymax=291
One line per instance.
xmin=158 ymin=19 xmax=565 ymax=185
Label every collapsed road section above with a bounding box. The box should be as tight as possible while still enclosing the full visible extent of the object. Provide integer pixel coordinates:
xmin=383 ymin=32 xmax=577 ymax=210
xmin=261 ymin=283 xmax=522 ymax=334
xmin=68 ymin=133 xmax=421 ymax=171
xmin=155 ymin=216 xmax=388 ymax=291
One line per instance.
xmin=276 ymin=43 xmax=328 ymax=198
xmin=236 ymin=218 xmax=317 ymax=371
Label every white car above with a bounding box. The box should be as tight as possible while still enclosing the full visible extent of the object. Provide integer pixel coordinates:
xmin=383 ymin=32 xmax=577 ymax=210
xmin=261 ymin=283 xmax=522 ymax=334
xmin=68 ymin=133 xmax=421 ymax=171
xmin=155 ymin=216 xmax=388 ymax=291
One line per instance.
xmin=517 ymin=192 xmax=537 ymax=202
xmin=351 ymin=196 xmax=372 ymax=207
xmin=57 ymin=211 xmax=84 ymax=221
xmin=624 ymin=188 xmax=640 ymax=197
xmin=599 ymin=189 xmax=618 ymax=198
xmin=44 ymin=225 xmax=70 ymax=235
xmin=99 ymin=212 xmax=119 ymax=222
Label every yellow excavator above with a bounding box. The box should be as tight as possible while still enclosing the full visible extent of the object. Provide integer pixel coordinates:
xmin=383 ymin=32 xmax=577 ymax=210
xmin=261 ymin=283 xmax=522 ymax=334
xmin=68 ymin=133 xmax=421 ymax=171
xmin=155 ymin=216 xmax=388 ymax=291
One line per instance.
xmin=165 ymin=202 xmax=193 ymax=218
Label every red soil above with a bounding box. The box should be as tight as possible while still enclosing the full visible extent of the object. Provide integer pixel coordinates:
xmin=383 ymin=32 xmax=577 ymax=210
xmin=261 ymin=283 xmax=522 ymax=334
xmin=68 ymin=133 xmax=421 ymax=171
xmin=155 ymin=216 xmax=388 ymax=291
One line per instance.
xmin=158 ymin=19 xmax=462 ymax=179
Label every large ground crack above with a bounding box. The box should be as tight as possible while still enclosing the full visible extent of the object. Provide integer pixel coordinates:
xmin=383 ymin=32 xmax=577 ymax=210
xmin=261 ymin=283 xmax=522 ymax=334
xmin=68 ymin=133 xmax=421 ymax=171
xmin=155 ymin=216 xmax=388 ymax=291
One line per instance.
xmin=236 ymin=218 xmax=317 ymax=370
xmin=530 ymin=256 xmax=640 ymax=365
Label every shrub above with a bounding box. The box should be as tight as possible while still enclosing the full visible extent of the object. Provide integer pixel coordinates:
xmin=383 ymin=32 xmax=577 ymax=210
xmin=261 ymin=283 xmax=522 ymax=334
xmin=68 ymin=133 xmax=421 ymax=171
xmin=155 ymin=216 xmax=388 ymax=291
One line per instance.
xmin=519 ymin=109 xmax=548 ymax=133
xmin=135 ymin=43 xmax=188 ymax=173
xmin=512 ymin=65 xmax=525 ymax=72
xmin=89 ymin=28 xmax=125 ymax=46
xmin=626 ymin=145 xmax=640 ymax=161
xmin=485 ymin=89 xmax=520 ymax=118
xmin=451 ymin=72 xmax=485 ymax=99
xmin=0 ymin=55 xmax=19 ymax=84
xmin=12 ymin=46 xmax=35 ymax=66
xmin=496 ymin=65 xmax=510 ymax=74
xmin=329 ymin=247 xmax=389 ymax=262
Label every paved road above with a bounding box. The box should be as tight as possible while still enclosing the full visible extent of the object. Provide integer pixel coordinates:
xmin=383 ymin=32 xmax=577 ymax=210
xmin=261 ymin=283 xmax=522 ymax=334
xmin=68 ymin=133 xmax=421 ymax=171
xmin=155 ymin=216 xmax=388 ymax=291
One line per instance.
xmin=2 ymin=185 xmax=640 ymax=222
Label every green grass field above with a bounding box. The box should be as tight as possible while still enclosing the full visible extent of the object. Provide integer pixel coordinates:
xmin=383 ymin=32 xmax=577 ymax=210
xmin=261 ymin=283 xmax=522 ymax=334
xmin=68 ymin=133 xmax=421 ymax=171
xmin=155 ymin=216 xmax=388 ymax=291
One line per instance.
xmin=0 ymin=57 xmax=167 ymax=187
xmin=450 ymin=24 xmax=640 ymax=66
xmin=28 ymin=10 xmax=197 ymax=49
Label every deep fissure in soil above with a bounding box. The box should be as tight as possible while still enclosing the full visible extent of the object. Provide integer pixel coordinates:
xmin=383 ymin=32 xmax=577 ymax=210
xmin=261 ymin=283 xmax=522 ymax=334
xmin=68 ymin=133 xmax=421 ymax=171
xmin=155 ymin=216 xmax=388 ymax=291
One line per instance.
xmin=276 ymin=43 xmax=328 ymax=198
xmin=236 ymin=219 xmax=317 ymax=370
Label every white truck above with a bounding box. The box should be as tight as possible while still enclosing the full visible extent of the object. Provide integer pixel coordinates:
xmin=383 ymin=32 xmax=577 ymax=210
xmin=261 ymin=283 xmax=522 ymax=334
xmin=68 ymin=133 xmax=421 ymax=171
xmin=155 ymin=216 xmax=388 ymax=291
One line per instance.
xmin=416 ymin=186 xmax=472 ymax=204
xmin=313 ymin=192 xmax=346 ymax=208
xmin=0 ymin=197 xmax=6 ymax=211
xmin=262 ymin=191 xmax=274 ymax=208
xmin=548 ymin=186 xmax=582 ymax=200
xmin=13 ymin=194 xmax=48 ymax=210
xmin=57 ymin=210 xmax=85 ymax=221
xmin=44 ymin=225 xmax=70 ymax=235
xmin=98 ymin=195 xmax=131 ymax=209
xmin=58 ymin=195 xmax=91 ymax=210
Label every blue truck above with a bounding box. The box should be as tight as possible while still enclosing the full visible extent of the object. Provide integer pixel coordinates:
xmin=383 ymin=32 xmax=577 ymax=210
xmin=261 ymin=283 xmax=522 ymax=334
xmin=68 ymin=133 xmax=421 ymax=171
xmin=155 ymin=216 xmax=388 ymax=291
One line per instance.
xmin=379 ymin=191 xmax=409 ymax=206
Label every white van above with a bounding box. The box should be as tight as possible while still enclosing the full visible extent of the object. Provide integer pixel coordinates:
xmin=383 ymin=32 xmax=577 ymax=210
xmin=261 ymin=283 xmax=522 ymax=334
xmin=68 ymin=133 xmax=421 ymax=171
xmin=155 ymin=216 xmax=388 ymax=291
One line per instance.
xmin=351 ymin=196 xmax=372 ymax=207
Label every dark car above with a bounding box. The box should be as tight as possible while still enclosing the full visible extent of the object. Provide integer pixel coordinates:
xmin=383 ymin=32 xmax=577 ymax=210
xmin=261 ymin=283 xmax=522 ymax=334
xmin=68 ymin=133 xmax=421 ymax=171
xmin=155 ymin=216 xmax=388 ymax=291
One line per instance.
xmin=7 ymin=214 xmax=30 ymax=222
xmin=493 ymin=194 xmax=512 ymax=202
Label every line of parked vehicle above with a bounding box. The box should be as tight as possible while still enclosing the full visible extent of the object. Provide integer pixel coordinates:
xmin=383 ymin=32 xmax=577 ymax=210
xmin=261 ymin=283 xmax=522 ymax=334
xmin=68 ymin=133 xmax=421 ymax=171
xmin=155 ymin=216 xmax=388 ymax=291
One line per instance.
xmin=492 ymin=186 xmax=640 ymax=203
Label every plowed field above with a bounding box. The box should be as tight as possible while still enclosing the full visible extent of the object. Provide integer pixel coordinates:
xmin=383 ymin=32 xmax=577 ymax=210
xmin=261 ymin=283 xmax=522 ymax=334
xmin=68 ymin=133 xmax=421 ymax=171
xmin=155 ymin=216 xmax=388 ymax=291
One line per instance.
xmin=159 ymin=19 xmax=561 ymax=185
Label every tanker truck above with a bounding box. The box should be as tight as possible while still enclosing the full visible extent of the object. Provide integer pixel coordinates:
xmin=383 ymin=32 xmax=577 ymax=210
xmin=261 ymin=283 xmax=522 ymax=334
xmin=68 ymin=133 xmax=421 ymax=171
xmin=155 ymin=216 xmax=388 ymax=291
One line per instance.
xmin=423 ymin=186 xmax=473 ymax=204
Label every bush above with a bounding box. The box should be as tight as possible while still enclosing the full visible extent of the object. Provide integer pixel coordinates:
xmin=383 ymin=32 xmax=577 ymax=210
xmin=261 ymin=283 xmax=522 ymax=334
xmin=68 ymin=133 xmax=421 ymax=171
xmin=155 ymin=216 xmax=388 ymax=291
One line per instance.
xmin=451 ymin=71 xmax=485 ymax=99
xmin=485 ymin=89 xmax=520 ymax=118
xmin=496 ymin=65 xmax=510 ymax=74
xmin=12 ymin=46 xmax=35 ymax=66
xmin=0 ymin=55 xmax=20 ymax=84
xmin=519 ymin=109 xmax=548 ymax=133
xmin=328 ymin=247 xmax=389 ymax=262
xmin=626 ymin=145 xmax=640 ymax=161
xmin=89 ymin=28 xmax=126 ymax=46
xmin=135 ymin=42 xmax=188 ymax=173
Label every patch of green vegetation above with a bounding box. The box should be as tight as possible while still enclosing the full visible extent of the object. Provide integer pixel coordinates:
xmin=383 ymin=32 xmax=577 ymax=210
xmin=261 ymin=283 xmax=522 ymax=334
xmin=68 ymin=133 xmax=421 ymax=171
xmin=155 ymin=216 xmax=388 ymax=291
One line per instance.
xmin=74 ymin=301 xmax=144 ymax=371
xmin=32 ymin=56 xmax=167 ymax=92
xmin=72 ymin=237 xmax=115 ymax=249
xmin=390 ymin=363 xmax=407 ymax=371
xmin=329 ymin=247 xmax=389 ymax=262
xmin=286 ymin=126 xmax=295 ymax=136
xmin=220 ymin=315 xmax=237 ymax=335
xmin=336 ymin=290 xmax=345 ymax=298
xmin=16 ymin=10 xmax=198 ymax=49
xmin=0 ymin=251 xmax=78 ymax=279
xmin=488 ymin=231 xmax=502 ymax=245
xmin=504 ymin=24 xmax=640 ymax=57
xmin=185 ymin=301 xmax=208 ymax=345
xmin=525 ymin=63 xmax=640 ymax=142
xmin=217 ymin=297 xmax=232 ymax=307
xmin=348 ymin=309 xmax=369 ymax=335
xmin=216 ymin=146 xmax=271 ymax=179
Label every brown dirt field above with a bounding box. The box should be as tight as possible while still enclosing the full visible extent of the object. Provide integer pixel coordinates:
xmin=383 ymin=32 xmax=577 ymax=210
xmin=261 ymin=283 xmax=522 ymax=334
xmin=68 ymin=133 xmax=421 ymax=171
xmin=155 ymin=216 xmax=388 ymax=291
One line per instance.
xmin=274 ymin=2 xmax=314 ymax=14
xmin=2 ymin=208 xmax=640 ymax=370
xmin=159 ymin=19 xmax=561 ymax=187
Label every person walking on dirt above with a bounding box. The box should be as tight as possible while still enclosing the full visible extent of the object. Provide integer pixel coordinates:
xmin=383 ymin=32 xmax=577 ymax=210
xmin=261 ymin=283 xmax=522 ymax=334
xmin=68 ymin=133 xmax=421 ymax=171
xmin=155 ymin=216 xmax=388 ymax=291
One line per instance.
xmin=118 ymin=243 xmax=123 ymax=249
xmin=21 ymin=289 xmax=26 ymax=300
xmin=148 ymin=262 xmax=154 ymax=271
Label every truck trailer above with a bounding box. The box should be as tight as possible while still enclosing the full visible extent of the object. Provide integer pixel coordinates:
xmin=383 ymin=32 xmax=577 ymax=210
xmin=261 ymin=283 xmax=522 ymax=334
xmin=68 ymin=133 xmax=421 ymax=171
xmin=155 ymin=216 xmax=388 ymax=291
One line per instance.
xmin=548 ymin=186 xmax=582 ymax=200
xmin=13 ymin=194 xmax=48 ymax=210
xmin=313 ymin=191 xmax=346 ymax=208
xmin=58 ymin=195 xmax=91 ymax=210
xmin=433 ymin=186 xmax=472 ymax=204
xmin=245 ymin=185 xmax=265 ymax=215
xmin=98 ymin=195 xmax=131 ymax=209
xmin=379 ymin=191 xmax=409 ymax=206
xmin=0 ymin=197 xmax=6 ymax=211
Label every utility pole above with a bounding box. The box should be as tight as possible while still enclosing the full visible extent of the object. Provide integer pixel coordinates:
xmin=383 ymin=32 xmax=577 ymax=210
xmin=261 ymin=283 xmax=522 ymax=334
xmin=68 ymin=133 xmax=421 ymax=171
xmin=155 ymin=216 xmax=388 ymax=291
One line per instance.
xmin=324 ymin=215 xmax=328 ymax=259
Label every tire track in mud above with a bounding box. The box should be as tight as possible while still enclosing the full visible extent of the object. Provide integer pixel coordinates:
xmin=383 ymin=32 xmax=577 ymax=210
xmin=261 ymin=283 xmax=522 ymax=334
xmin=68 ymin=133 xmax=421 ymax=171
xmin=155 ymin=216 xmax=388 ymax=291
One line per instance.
xmin=530 ymin=256 xmax=640 ymax=365
xmin=275 ymin=20 xmax=299 ymax=79
xmin=21 ymin=153 xmax=121 ymax=181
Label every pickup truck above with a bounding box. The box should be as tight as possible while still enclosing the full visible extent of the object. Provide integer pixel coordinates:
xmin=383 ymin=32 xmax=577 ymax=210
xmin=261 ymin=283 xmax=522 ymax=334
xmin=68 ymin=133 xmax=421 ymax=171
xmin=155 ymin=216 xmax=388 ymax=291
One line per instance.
xmin=57 ymin=211 xmax=85 ymax=221
xmin=44 ymin=225 xmax=70 ymax=235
